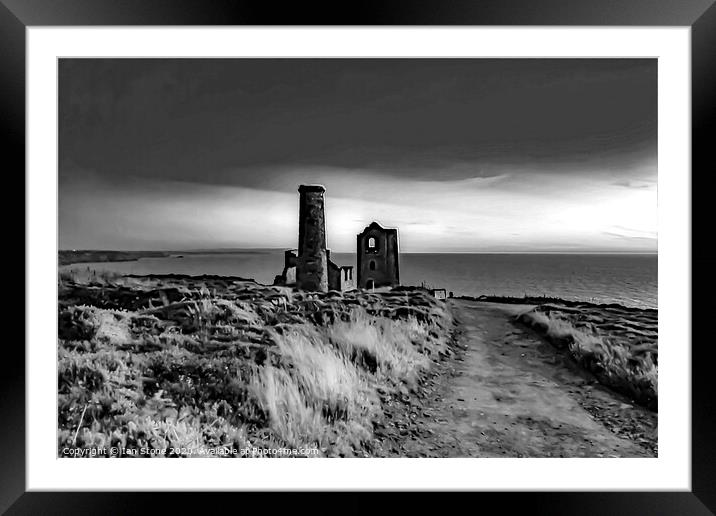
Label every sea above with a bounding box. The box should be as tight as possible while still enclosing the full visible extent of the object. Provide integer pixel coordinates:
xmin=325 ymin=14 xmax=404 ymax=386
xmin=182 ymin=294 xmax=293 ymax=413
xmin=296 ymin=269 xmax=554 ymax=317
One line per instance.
xmin=61 ymin=251 xmax=657 ymax=309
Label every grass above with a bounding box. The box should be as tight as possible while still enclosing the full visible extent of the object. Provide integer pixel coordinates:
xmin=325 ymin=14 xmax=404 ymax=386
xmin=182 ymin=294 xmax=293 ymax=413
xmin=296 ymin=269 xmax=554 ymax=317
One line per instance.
xmin=250 ymin=325 xmax=378 ymax=450
xmin=59 ymin=267 xmax=121 ymax=285
xmin=58 ymin=275 xmax=454 ymax=457
xmin=518 ymin=309 xmax=657 ymax=409
xmin=328 ymin=310 xmax=438 ymax=387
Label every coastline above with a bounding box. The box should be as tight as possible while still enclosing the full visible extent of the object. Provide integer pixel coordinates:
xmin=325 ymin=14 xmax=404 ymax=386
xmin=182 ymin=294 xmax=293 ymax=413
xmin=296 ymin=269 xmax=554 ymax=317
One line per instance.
xmin=58 ymin=250 xmax=170 ymax=266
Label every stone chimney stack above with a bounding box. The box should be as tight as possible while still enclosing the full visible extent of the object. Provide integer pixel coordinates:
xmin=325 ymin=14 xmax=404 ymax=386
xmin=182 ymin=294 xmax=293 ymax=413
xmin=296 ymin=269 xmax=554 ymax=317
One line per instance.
xmin=296 ymin=184 xmax=328 ymax=292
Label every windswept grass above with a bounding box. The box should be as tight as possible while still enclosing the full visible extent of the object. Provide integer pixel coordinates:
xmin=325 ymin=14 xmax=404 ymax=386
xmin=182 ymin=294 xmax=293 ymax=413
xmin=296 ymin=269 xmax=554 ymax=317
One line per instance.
xmin=249 ymin=326 xmax=378 ymax=450
xmin=58 ymin=276 xmax=454 ymax=457
xmin=328 ymin=310 xmax=438 ymax=387
xmin=518 ymin=309 xmax=657 ymax=410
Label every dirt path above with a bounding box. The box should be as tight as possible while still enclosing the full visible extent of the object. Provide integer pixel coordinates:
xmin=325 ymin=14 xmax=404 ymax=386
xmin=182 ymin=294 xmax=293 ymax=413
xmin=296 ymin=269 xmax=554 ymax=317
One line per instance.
xmin=394 ymin=300 xmax=656 ymax=458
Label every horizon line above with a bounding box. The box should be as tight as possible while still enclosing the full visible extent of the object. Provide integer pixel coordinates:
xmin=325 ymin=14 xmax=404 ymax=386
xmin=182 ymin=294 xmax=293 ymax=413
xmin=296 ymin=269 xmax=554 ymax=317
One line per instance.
xmin=59 ymin=247 xmax=658 ymax=255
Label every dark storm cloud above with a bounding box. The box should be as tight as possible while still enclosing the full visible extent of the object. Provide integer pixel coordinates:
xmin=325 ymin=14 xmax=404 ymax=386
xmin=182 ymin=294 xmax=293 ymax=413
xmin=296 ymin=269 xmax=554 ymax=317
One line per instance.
xmin=59 ymin=58 xmax=656 ymax=190
xmin=59 ymin=58 xmax=657 ymax=252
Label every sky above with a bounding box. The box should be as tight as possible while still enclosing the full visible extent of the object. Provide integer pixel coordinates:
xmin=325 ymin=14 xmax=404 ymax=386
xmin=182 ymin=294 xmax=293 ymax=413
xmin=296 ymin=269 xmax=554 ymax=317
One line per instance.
xmin=59 ymin=59 xmax=657 ymax=253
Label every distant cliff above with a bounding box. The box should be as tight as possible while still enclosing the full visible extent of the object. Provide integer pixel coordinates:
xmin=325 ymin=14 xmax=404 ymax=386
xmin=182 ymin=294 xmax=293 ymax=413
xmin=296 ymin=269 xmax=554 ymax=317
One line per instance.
xmin=59 ymin=250 xmax=169 ymax=266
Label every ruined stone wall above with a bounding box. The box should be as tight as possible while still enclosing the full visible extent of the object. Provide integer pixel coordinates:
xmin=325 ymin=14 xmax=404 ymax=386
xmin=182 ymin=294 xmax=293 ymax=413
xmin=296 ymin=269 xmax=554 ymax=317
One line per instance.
xmin=328 ymin=261 xmax=356 ymax=292
xmin=327 ymin=260 xmax=342 ymax=291
xmin=341 ymin=267 xmax=356 ymax=291
xmin=272 ymin=250 xmax=298 ymax=287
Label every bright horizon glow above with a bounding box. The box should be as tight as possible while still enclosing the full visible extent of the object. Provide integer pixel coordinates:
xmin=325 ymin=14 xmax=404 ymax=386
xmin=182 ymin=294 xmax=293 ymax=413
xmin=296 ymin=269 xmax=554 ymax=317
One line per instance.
xmin=59 ymin=165 xmax=657 ymax=253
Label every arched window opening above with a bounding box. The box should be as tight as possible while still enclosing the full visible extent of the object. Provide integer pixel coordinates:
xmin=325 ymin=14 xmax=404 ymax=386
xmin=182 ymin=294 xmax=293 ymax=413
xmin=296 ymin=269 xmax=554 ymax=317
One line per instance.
xmin=369 ymin=261 xmax=376 ymax=271
xmin=368 ymin=237 xmax=376 ymax=249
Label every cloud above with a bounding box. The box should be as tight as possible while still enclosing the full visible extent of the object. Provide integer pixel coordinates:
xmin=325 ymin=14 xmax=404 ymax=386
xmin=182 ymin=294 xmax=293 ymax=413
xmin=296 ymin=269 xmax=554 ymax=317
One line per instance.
xmin=60 ymin=58 xmax=656 ymax=190
xmin=58 ymin=59 xmax=657 ymax=252
xmin=60 ymin=162 xmax=657 ymax=253
xmin=611 ymin=179 xmax=655 ymax=189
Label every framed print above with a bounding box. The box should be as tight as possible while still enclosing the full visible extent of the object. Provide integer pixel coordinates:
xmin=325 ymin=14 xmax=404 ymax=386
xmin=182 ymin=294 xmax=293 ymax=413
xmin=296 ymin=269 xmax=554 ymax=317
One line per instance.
xmin=5 ymin=0 xmax=716 ymax=513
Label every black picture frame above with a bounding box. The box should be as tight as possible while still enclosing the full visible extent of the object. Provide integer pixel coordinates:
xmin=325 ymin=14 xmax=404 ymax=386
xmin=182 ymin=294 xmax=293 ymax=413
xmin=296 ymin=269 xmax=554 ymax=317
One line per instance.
xmin=4 ymin=0 xmax=715 ymax=513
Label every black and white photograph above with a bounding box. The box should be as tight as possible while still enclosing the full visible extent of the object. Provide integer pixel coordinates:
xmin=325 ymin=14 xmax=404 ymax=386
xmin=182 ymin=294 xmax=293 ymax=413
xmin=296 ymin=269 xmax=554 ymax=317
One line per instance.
xmin=57 ymin=58 xmax=658 ymax=459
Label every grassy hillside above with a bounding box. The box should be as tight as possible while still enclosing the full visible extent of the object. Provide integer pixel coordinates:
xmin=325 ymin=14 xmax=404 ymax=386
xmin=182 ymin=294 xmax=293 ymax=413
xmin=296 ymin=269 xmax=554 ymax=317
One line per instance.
xmin=58 ymin=273 xmax=455 ymax=457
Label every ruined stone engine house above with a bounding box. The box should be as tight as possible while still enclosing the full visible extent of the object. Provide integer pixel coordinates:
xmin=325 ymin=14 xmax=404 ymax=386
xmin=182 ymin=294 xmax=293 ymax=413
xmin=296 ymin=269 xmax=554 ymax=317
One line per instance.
xmin=356 ymin=221 xmax=400 ymax=290
xmin=274 ymin=184 xmax=400 ymax=292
